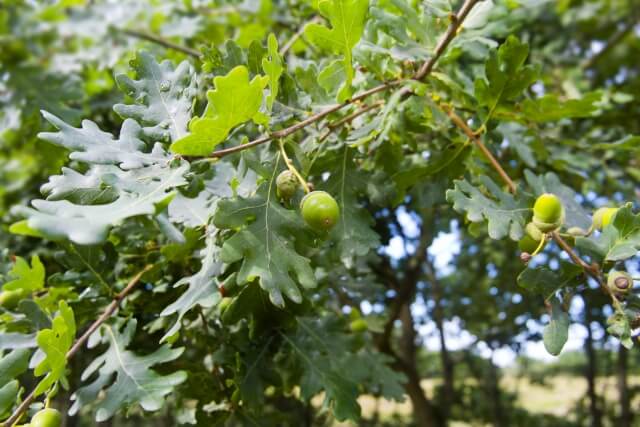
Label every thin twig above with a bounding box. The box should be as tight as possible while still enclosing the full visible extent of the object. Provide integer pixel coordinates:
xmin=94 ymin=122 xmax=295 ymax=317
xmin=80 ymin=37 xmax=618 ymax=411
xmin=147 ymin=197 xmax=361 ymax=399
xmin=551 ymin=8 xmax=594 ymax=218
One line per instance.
xmin=445 ymin=107 xmax=517 ymax=194
xmin=208 ymin=82 xmax=399 ymax=158
xmin=121 ymin=29 xmax=201 ymax=58
xmin=1 ymin=265 xmax=153 ymax=427
xmin=208 ymin=0 xmax=483 ymax=159
xmin=318 ymin=100 xmax=384 ymax=143
xmin=551 ymin=232 xmax=623 ymax=310
xmin=279 ymin=16 xmax=322 ymax=56
xmin=581 ymin=20 xmax=637 ymax=70
xmin=414 ymin=0 xmax=483 ymax=80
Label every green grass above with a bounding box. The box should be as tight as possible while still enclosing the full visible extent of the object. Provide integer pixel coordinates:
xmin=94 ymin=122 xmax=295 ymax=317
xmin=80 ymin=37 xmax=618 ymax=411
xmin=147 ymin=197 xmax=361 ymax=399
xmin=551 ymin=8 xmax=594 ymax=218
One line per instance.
xmin=329 ymin=375 xmax=640 ymax=426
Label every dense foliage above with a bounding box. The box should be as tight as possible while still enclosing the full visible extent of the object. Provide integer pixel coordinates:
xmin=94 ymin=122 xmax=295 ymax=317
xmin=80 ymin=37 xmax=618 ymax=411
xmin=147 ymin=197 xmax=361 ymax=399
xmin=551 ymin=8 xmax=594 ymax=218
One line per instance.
xmin=1 ymin=0 xmax=639 ymax=426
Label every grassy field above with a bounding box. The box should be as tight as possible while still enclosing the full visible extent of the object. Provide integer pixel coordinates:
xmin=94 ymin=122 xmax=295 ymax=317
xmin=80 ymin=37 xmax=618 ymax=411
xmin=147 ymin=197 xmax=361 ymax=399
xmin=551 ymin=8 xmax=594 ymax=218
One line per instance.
xmin=328 ymin=375 xmax=640 ymax=426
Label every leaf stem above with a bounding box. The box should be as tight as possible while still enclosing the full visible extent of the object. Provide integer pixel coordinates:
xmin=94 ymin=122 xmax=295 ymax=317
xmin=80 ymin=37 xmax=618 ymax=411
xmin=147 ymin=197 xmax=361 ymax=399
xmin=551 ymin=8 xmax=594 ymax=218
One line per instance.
xmin=121 ymin=29 xmax=201 ymax=58
xmin=279 ymin=140 xmax=310 ymax=193
xmin=1 ymin=265 xmax=153 ymax=427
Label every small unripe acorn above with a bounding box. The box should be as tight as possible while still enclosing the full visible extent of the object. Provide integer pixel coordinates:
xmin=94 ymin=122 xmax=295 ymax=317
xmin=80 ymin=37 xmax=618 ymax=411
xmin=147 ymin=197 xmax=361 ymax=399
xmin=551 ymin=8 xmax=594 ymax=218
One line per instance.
xmin=349 ymin=318 xmax=368 ymax=333
xmin=0 ymin=289 xmax=28 ymax=310
xmin=532 ymin=193 xmax=564 ymax=232
xmin=607 ymin=271 xmax=633 ymax=295
xmin=518 ymin=235 xmax=542 ymax=254
xmin=31 ymin=408 xmax=62 ymax=427
xmin=218 ymin=297 xmax=232 ymax=314
xmin=592 ymin=207 xmax=618 ymax=230
xmin=525 ymin=222 xmax=544 ymax=241
xmin=276 ymin=170 xmax=299 ymax=199
xmin=300 ymin=191 xmax=340 ymax=231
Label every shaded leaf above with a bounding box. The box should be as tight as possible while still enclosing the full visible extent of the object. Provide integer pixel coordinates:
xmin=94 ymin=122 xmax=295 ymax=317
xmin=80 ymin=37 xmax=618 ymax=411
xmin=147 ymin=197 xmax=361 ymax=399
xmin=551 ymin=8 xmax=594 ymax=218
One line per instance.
xmin=543 ymin=299 xmax=569 ymax=356
xmin=70 ymin=319 xmax=186 ymax=422
xmin=160 ymin=234 xmax=223 ymax=341
xmin=474 ymin=36 xmax=538 ymax=116
xmin=521 ymin=91 xmax=602 ymax=122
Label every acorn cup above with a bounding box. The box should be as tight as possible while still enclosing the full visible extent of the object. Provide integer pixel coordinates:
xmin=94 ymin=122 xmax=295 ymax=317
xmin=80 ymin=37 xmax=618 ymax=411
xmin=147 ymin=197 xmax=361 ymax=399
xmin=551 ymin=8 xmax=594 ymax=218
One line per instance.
xmin=607 ymin=271 xmax=633 ymax=296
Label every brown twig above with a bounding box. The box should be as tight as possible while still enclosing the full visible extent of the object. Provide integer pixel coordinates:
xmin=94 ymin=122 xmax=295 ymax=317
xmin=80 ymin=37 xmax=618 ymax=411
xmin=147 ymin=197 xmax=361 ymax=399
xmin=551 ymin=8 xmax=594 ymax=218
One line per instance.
xmin=208 ymin=0 xmax=483 ymax=159
xmin=121 ymin=29 xmax=201 ymax=58
xmin=1 ymin=265 xmax=153 ymax=427
xmin=317 ymin=100 xmax=384 ymax=142
xmin=551 ymin=232 xmax=622 ymax=309
xmin=209 ymin=82 xmax=400 ymax=158
xmin=581 ymin=20 xmax=638 ymax=70
xmin=444 ymin=107 xmax=517 ymax=194
xmin=414 ymin=0 xmax=483 ymax=80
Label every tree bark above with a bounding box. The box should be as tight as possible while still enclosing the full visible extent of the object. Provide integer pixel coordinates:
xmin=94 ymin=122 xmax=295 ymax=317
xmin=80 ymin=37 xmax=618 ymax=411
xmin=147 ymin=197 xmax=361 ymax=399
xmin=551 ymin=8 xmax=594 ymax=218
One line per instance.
xmin=427 ymin=260 xmax=454 ymax=420
xmin=617 ymin=344 xmax=632 ymax=427
xmin=487 ymin=353 xmax=506 ymax=427
xmin=584 ymin=305 xmax=603 ymax=427
xmin=399 ymin=302 xmax=443 ymax=427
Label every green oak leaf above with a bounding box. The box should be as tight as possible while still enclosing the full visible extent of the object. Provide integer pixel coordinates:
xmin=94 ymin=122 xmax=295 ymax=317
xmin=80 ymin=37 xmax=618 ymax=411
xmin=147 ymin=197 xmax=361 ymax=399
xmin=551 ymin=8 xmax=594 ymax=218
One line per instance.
xmin=69 ymin=319 xmax=186 ymax=422
xmin=576 ymin=204 xmax=640 ymax=262
xmin=338 ymin=351 xmax=406 ymax=402
xmin=213 ymin=163 xmax=316 ymax=307
xmin=282 ymin=317 xmax=362 ymax=421
xmin=305 ymin=0 xmax=369 ymax=101
xmin=16 ymin=162 xmax=188 ymax=245
xmin=262 ymin=33 xmax=283 ymax=112
xmin=446 ymin=176 xmax=529 ymax=241
xmin=517 ymin=262 xmax=583 ymax=300
xmin=170 ymin=66 xmax=269 ymax=156
xmin=160 ymin=234 xmax=223 ymax=341
xmin=114 ymin=51 xmax=197 ymax=143
xmin=18 ymin=61 xmax=192 ymax=245
xmin=543 ymin=298 xmax=570 ymax=356
xmin=3 ymin=255 xmax=45 ymax=293
xmin=34 ymin=301 xmax=76 ymax=396
xmin=474 ymin=35 xmax=538 ymax=119
xmin=591 ymin=135 xmax=640 ymax=151
xmin=0 ymin=349 xmax=30 ymax=417
xmin=521 ymin=91 xmax=602 ymax=122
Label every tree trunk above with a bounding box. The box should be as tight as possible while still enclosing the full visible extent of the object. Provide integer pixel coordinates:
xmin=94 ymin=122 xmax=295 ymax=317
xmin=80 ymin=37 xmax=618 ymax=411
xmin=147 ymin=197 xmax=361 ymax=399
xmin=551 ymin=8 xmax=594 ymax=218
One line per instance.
xmin=617 ymin=344 xmax=632 ymax=427
xmin=399 ymin=302 xmax=443 ymax=427
xmin=584 ymin=306 xmax=603 ymax=427
xmin=430 ymin=264 xmax=454 ymax=420
xmin=487 ymin=353 xmax=506 ymax=427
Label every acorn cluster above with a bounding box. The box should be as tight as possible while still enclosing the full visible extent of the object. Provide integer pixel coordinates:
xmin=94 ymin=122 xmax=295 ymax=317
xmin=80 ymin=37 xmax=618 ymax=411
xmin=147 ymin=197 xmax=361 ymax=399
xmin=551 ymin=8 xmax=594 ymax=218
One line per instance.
xmin=517 ymin=193 xmax=634 ymax=296
xmin=276 ymin=170 xmax=339 ymax=232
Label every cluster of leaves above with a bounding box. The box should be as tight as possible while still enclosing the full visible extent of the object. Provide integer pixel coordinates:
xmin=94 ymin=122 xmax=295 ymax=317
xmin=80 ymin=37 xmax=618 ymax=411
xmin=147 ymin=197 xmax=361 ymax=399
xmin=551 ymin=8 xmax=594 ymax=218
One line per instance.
xmin=1 ymin=0 xmax=639 ymax=426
